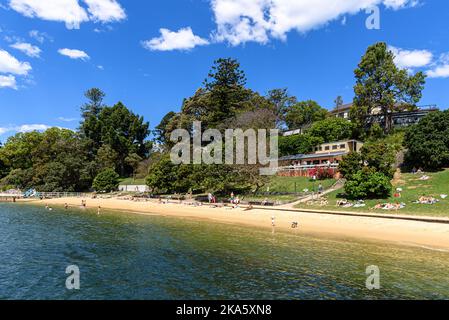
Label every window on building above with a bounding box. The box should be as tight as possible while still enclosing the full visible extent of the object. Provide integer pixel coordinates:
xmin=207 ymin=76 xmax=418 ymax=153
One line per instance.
xmin=332 ymin=145 xmax=338 ymax=150
xmin=340 ymin=144 xmax=346 ymax=149
xmin=325 ymin=146 xmax=330 ymax=151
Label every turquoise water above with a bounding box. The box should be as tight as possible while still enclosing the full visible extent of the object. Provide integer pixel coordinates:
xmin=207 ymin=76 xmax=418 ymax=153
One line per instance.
xmin=0 ymin=203 xmax=448 ymax=300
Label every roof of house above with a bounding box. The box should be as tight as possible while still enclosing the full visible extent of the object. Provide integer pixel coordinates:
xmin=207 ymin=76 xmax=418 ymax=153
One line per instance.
xmin=330 ymin=103 xmax=353 ymax=113
xmin=279 ymin=151 xmax=347 ymax=161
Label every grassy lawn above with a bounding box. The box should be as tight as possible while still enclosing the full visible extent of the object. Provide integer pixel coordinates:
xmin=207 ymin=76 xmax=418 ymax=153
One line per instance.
xmin=261 ymin=176 xmax=336 ymax=194
xmin=295 ymin=169 xmax=449 ymax=217
xmin=119 ymin=178 xmax=147 ymax=186
xmin=241 ymin=176 xmax=336 ymax=203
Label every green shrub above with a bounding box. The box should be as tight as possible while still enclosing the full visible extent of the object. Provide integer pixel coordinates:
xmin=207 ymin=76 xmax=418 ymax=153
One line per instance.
xmin=92 ymin=169 xmax=120 ymax=192
xmin=344 ymin=170 xmax=392 ymax=199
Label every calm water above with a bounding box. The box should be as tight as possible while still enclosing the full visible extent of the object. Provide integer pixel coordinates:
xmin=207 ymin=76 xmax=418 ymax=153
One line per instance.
xmin=0 ymin=203 xmax=448 ymax=300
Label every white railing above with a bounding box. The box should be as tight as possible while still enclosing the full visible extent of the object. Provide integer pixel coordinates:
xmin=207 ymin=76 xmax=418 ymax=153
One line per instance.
xmin=0 ymin=193 xmax=24 ymax=198
xmin=33 ymin=192 xmax=86 ymax=199
xmin=277 ymin=163 xmax=339 ymax=172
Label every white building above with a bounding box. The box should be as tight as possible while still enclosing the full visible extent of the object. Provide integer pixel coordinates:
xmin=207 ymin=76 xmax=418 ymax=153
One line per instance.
xmin=118 ymin=185 xmax=149 ymax=192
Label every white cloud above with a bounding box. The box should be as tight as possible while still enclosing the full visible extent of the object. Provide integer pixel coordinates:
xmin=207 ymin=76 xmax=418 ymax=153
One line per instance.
xmin=0 ymin=75 xmax=17 ymax=89
xmin=9 ymin=0 xmax=89 ymax=29
xmin=0 ymin=49 xmax=32 ymax=75
xmin=389 ymin=46 xmax=433 ymax=69
xmin=29 ymin=30 xmax=52 ymax=43
xmin=10 ymin=42 xmax=42 ymax=58
xmin=58 ymin=48 xmax=90 ymax=60
xmin=142 ymin=27 xmax=209 ymax=51
xmin=427 ymin=65 xmax=449 ymax=78
xmin=426 ymin=53 xmax=449 ymax=79
xmin=84 ymin=0 xmax=126 ymax=23
xmin=17 ymin=124 xmax=52 ymax=132
xmin=0 ymin=124 xmax=53 ymax=135
xmin=8 ymin=0 xmax=126 ymax=29
xmin=57 ymin=117 xmax=77 ymax=122
xmin=210 ymin=0 xmax=419 ymax=45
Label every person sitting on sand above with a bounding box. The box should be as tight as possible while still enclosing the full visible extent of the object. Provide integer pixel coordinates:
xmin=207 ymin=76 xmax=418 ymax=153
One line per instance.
xmin=291 ymin=221 xmax=299 ymax=229
xmin=244 ymin=204 xmax=253 ymax=211
xmin=64 ymin=203 xmax=69 ymax=209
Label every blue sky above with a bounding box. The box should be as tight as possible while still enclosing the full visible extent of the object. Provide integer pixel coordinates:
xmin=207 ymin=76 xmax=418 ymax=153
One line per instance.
xmin=1 ymin=0 xmax=449 ymax=141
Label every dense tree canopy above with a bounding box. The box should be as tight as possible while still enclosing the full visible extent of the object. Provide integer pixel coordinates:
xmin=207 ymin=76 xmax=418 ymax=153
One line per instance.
xmin=0 ymin=128 xmax=93 ymax=191
xmin=278 ymin=134 xmax=323 ymax=157
xmin=404 ymin=111 xmax=449 ymax=170
xmin=284 ymin=100 xmax=329 ymax=130
xmin=0 ymin=89 xmax=151 ymax=192
xmin=307 ymin=117 xmax=355 ymax=143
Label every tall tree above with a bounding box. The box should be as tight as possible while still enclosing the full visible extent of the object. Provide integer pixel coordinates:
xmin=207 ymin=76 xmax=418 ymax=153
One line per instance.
xmin=352 ymin=42 xmax=426 ymax=133
xmin=154 ymin=111 xmax=177 ymax=145
xmin=266 ymin=88 xmax=297 ymax=128
xmin=334 ymin=96 xmax=344 ymax=109
xmin=79 ymin=88 xmax=106 ymax=153
xmin=202 ymin=58 xmax=249 ymax=126
xmin=284 ymin=100 xmax=329 ymax=130
xmin=97 ymin=102 xmax=150 ymax=176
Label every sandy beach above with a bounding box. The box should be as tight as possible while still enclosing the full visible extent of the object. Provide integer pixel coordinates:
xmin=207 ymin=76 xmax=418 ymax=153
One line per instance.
xmin=20 ymin=197 xmax=449 ymax=251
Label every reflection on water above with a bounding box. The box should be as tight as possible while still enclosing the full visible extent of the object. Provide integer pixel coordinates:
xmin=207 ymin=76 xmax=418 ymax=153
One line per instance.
xmin=0 ymin=203 xmax=448 ymax=300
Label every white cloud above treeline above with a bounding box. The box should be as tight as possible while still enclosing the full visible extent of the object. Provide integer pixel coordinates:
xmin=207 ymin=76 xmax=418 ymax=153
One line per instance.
xmin=386 ymin=46 xmax=449 ymax=79
xmin=143 ymin=0 xmax=419 ymax=51
xmin=0 ymin=75 xmax=17 ymax=90
xmin=427 ymin=54 xmax=449 ymax=79
xmin=0 ymin=49 xmax=32 ymax=75
xmin=10 ymin=42 xmax=42 ymax=58
xmin=58 ymin=48 xmax=90 ymax=60
xmin=389 ymin=46 xmax=433 ymax=69
xmin=8 ymin=0 xmax=126 ymax=29
xmin=142 ymin=27 xmax=209 ymax=52
xmin=0 ymin=124 xmax=54 ymax=135
xmin=0 ymin=49 xmax=32 ymax=90
xmin=209 ymin=0 xmax=419 ymax=46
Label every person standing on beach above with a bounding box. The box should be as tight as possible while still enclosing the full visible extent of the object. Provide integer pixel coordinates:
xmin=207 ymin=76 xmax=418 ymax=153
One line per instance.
xmin=271 ymin=216 xmax=276 ymax=227
xmin=97 ymin=206 xmax=101 ymax=215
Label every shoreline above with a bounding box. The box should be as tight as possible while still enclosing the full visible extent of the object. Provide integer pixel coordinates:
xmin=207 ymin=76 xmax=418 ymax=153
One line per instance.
xmin=16 ymin=197 xmax=449 ymax=251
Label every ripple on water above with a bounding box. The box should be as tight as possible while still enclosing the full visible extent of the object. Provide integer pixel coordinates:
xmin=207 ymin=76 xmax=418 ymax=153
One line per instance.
xmin=0 ymin=203 xmax=448 ymax=300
